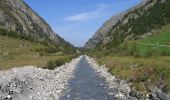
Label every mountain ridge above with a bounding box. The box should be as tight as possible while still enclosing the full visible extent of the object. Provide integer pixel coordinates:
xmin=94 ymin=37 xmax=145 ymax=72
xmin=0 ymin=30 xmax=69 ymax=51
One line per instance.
xmin=0 ymin=0 xmax=71 ymax=47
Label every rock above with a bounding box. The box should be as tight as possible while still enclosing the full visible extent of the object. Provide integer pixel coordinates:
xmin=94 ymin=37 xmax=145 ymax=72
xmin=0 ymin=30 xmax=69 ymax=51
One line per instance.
xmin=30 ymin=96 xmax=33 ymax=99
xmin=149 ymin=86 xmax=170 ymax=100
xmin=146 ymin=93 xmax=159 ymax=100
xmin=114 ymin=92 xmax=126 ymax=99
xmin=156 ymin=92 xmax=170 ymax=100
xmin=129 ymin=91 xmax=137 ymax=97
xmin=118 ymin=80 xmax=131 ymax=94
xmin=4 ymin=95 xmax=12 ymax=100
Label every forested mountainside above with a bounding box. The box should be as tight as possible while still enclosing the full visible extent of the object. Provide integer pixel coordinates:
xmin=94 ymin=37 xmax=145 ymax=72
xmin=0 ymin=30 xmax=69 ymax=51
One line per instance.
xmin=0 ymin=0 xmax=72 ymax=47
xmin=85 ymin=0 xmax=170 ymax=49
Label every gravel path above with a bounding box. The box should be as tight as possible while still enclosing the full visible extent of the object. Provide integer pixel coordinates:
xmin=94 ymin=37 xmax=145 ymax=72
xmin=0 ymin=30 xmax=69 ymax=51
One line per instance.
xmin=0 ymin=56 xmax=134 ymax=100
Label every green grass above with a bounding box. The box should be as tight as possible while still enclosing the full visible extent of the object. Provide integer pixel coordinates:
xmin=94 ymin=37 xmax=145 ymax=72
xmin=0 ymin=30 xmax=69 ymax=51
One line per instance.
xmin=97 ymin=56 xmax=170 ymax=94
xmin=134 ymin=25 xmax=170 ymax=54
xmin=140 ymin=26 xmax=170 ymax=44
xmin=45 ymin=56 xmax=75 ymax=70
xmin=0 ymin=35 xmax=77 ymax=70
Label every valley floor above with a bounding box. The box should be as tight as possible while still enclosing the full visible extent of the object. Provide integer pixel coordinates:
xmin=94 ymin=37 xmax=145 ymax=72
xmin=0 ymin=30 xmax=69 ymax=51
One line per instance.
xmin=0 ymin=55 xmax=170 ymax=100
xmin=0 ymin=56 xmax=133 ymax=100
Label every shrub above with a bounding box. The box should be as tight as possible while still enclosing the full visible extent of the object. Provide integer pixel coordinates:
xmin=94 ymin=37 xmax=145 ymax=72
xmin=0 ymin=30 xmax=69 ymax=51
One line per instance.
xmin=44 ymin=56 xmax=75 ymax=70
xmin=150 ymin=47 xmax=161 ymax=56
xmin=133 ymin=51 xmax=141 ymax=58
xmin=45 ymin=59 xmax=66 ymax=70
xmin=128 ymin=42 xmax=142 ymax=57
xmin=141 ymin=50 xmax=152 ymax=58
xmin=0 ymin=28 xmax=8 ymax=36
xmin=129 ymin=42 xmax=137 ymax=55
xmin=161 ymin=51 xmax=170 ymax=56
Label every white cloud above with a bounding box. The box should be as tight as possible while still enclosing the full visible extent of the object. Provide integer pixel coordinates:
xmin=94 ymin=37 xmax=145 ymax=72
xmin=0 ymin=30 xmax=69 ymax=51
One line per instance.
xmin=64 ymin=1 xmax=133 ymax=22
xmin=64 ymin=4 xmax=109 ymax=22
xmin=65 ymin=12 xmax=97 ymax=21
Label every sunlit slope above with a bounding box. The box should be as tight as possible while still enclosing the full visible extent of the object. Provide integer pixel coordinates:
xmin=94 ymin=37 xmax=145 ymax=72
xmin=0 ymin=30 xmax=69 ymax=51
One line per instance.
xmin=0 ymin=35 xmax=74 ymax=70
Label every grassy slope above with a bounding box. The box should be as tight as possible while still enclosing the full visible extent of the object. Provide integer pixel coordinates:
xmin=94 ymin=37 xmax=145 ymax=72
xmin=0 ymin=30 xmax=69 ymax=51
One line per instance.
xmin=0 ymin=35 xmax=76 ymax=70
xmin=130 ymin=25 xmax=170 ymax=54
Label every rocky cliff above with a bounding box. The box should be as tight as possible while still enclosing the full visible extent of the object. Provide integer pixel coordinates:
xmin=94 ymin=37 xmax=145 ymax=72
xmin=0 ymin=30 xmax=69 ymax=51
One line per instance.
xmin=0 ymin=0 xmax=67 ymax=46
xmin=85 ymin=0 xmax=170 ymax=49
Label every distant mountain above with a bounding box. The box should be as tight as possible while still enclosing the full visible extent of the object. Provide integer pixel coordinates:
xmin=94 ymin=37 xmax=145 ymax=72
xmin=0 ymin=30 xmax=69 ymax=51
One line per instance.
xmin=85 ymin=0 xmax=170 ymax=49
xmin=0 ymin=0 xmax=72 ymax=47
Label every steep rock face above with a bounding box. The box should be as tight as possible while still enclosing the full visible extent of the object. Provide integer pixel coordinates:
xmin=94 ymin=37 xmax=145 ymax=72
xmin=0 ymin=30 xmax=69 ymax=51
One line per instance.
xmin=85 ymin=14 xmax=125 ymax=49
xmin=0 ymin=0 xmax=65 ymax=45
xmin=85 ymin=0 xmax=170 ymax=49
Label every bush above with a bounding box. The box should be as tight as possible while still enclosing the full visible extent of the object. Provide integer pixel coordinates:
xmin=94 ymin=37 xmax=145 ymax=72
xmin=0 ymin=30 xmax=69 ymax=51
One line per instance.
xmin=133 ymin=51 xmax=141 ymax=58
xmin=44 ymin=56 xmax=76 ymax=70
xmin=150 ymin=47 xmax=161 ymax=56
xmin=161 ymin=51 xmax=170 ymax=56
xmin=141 ymin=47 xmax=161 ymax=58
xmin=45 ymin=59 xmax=67 ymax=70
xmin=128 ymin=42 xmax=141 ymax=57
xmin=45 ymin=60 xmax=56 ymax=70
xmin=141 ymin=50 xmax=152 ymax=58
xmin=0 ymin=28 xmax=8 ymax=36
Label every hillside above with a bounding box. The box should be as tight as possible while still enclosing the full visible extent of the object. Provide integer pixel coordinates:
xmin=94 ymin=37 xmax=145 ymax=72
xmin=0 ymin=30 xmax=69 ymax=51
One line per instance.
xmin=0 ymin=0 xmax=71 ymax=47
xmin=0 ymin=35 xmax=77 ymax=70
xmin=85 ymin=0 xmax=170 ymax=49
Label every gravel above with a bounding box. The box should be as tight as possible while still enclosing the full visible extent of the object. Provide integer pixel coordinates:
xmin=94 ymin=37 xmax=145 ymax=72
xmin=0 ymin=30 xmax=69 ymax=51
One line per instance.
xmin=0 ymin=56 xmax=82 ymax=100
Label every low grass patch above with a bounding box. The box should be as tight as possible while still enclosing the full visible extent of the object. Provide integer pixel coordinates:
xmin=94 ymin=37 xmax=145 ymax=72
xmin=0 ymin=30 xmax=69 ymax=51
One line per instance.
xmin=44 ymin=55 xmax=77 ymax=70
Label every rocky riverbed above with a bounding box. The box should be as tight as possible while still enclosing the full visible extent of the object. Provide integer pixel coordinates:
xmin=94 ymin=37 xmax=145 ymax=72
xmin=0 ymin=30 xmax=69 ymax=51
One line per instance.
xmin=0 ymin=56 xmax=132 ymax=100
xmin=0 ymin=55 xmax=169 ymax=100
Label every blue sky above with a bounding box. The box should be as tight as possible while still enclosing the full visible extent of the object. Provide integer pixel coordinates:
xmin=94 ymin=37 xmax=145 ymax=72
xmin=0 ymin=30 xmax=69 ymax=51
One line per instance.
xmin=24 ymin=0 xmax=142 ymax=47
